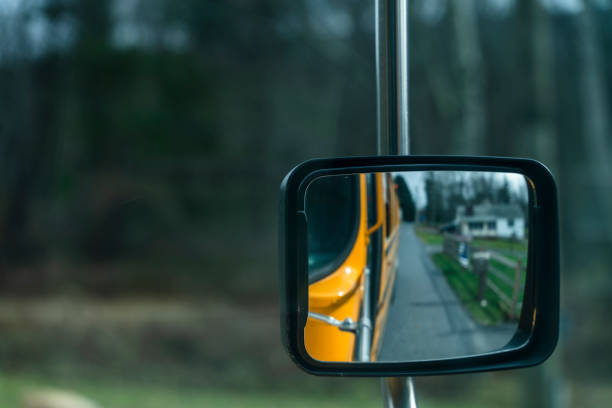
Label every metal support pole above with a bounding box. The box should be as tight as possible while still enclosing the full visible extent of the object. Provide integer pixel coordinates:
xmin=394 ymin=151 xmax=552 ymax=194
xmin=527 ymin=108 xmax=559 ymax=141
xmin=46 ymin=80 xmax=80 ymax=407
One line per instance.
xmin=358 ymin=267 xmax=373 ymax=362
xmin=376 ymin=0 xmax=414 ymax=407
xmin=377 ymin=0 xmax=409 ymax=156
xmin=396 ymin=0 xmax=410 ymax=155
xmin=382 ymin=377 xmax=417 ymax=408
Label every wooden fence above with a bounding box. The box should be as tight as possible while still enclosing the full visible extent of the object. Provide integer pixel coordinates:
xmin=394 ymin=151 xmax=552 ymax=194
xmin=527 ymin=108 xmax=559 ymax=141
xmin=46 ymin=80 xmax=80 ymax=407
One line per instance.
xmin=443 ymin=234 xmax=524 ymax=319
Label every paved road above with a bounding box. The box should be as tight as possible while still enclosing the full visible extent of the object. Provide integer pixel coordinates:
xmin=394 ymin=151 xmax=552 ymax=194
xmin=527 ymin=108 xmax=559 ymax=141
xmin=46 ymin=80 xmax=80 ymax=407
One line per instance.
xmin=378 ymin=223 xmax=515 ymax=362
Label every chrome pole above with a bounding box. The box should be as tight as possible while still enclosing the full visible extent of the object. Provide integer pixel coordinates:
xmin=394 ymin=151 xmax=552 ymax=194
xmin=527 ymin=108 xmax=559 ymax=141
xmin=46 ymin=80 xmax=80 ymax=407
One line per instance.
xmin=396 ymin=0 xmax=410 ymax=155
xmin=382 ymin=377 xmax=417 ymax=408
xmin=377 ymin=0 xmax=409 ymax=156
xmin=358 ymin=267 xmax=373 ymax=362
xmin=376 ymin=0 xmax=415 ymax=406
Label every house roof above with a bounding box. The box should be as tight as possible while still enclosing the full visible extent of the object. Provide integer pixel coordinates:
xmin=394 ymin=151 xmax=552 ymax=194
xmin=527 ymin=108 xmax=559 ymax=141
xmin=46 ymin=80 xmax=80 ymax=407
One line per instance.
xmin=456 ymin=202 xmax=523 ymax=221
xmin=485 ymin=204 xmax=523 ymax=218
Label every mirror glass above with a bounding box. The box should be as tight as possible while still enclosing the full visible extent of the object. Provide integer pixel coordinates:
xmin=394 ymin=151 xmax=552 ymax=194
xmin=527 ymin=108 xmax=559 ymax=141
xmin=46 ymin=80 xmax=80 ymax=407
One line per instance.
xmin=304 ymin=171 xmax=529 ymax=362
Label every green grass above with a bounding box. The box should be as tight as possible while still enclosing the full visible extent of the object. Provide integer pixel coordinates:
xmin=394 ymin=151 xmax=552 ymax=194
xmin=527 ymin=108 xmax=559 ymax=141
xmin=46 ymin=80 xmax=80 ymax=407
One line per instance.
xmin=0 ymin=298 xmax=529 ymax=408
xmin=432 ymin=253 xmax=506 ymax=325
xmin=421 ymin=234 xmax=527 ymax=319
xmin=415 ymin=226 xmax=444 ymax=246
xmin=472 ymin=239 xmax=527 ymax=262
xmin=0 ymin=373 xmax=500 ymax=408
xmin=0 ymin=374 xmax=379 ymax=408
xmin=488 ymin=258 xmax=526 ymax=306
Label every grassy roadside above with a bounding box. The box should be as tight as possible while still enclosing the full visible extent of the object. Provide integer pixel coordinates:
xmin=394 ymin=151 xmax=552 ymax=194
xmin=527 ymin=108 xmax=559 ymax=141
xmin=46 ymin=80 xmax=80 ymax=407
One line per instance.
xmin=488 ymin=258 xmax=526 ymax=305
xmin=0 ymin=372 xmax=501 ymax=408
xmin=1 ymin=297 xmax=606 ymax=408
xmin=472 ymin=239 xmax=527 ymax=264
xmin=432 ymin=253 xmax=506 ymax=325
xmin=415 ymin=228 xmax=526 ymax=323
xmin=0 ymin=297 xmax=523 ymax=408
xmin=0 ymin=374 xmax=380 ymax=408
xmin=415 ymin=226 xmax=444 ymax=246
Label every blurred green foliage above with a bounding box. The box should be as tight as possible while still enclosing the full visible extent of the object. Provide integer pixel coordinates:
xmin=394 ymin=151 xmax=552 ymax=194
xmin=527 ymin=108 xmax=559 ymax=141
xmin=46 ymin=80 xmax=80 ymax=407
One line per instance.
xmin=0 ymin=0 xmax=377 ymax=298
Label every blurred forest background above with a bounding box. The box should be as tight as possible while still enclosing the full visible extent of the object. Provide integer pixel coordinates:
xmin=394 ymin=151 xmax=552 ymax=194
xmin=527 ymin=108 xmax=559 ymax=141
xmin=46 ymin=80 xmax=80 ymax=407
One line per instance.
xmin=0 ymin=0 xmax=611 ymax=407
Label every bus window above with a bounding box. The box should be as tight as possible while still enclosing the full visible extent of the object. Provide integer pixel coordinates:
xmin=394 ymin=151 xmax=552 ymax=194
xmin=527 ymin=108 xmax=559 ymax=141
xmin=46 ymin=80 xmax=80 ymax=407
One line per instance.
xmin=305 ymin=175 xmax=360 ymax=283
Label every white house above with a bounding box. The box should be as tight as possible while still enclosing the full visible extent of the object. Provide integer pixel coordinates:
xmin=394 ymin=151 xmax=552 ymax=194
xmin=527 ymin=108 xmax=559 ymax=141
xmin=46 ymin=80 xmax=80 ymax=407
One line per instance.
xmin=454 ymin=202 xmax=525 ymax=240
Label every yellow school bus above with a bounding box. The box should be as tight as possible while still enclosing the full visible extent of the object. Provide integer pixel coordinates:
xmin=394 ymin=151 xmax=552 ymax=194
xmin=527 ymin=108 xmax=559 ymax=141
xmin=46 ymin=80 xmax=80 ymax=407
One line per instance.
xmin=304 ymin=172 xmax=400 ymax=362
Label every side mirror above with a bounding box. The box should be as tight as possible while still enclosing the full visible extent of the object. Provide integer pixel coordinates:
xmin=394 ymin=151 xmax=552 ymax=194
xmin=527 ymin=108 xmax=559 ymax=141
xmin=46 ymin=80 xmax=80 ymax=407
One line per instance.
xmin=279 ymin=155 xmax=559 ymax=376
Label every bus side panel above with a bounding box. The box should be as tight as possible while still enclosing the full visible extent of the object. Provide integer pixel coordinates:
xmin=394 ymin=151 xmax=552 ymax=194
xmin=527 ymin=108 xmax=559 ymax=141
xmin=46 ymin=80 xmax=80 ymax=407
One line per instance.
xmin=371 ymin=174 xmax=401 ymax=360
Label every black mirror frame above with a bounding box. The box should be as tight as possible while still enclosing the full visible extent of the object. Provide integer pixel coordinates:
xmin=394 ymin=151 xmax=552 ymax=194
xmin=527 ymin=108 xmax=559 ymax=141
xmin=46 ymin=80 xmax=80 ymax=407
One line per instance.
xmin=279 ymin=155 xmax=559 ymax=376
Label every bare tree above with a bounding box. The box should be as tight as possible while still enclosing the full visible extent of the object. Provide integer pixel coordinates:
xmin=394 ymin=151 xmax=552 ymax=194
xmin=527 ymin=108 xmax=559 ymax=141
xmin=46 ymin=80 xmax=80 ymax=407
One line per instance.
xmin=451 ymin=0 xmax=486 ymax=154
xmin=532 ymin=1 xmax=557 ymax=171
xmin=517 ymin=1 xmax=565 ymax=407
xmin=577 ymin=0 xmax=612 ymax=242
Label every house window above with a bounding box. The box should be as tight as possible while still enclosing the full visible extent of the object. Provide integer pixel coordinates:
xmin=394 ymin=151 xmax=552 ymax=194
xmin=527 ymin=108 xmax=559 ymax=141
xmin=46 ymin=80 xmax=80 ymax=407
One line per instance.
xmin=487 ymin=221 xmax=496 ymax=230
xmin=468 ymin=222 xmax=483 ymax=230
xmin=507 ymin=218 xmax=514 ymax=227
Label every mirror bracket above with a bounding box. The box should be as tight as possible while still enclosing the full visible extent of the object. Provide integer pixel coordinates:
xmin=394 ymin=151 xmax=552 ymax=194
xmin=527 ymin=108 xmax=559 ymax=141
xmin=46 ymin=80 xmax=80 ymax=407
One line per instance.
xmin=308 ymin=312 xmax=360 ymax=333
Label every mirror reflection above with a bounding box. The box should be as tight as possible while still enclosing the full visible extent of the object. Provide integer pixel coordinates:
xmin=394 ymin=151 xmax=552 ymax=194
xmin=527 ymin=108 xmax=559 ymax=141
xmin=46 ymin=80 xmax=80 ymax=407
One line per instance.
xmin=304 ymin=171 xmax=529 ymax=362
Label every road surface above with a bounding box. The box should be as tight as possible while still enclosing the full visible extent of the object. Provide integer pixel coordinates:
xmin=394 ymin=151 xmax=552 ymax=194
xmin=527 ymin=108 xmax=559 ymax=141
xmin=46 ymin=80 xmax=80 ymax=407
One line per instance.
xmin=377 ymin=223 xmax=516 ymax=362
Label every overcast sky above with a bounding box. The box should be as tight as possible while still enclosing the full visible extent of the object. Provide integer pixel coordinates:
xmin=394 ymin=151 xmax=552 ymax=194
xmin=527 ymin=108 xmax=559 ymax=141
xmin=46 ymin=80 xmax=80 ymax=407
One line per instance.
xmin=395 ymin=171 xmax=527 ymax=210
